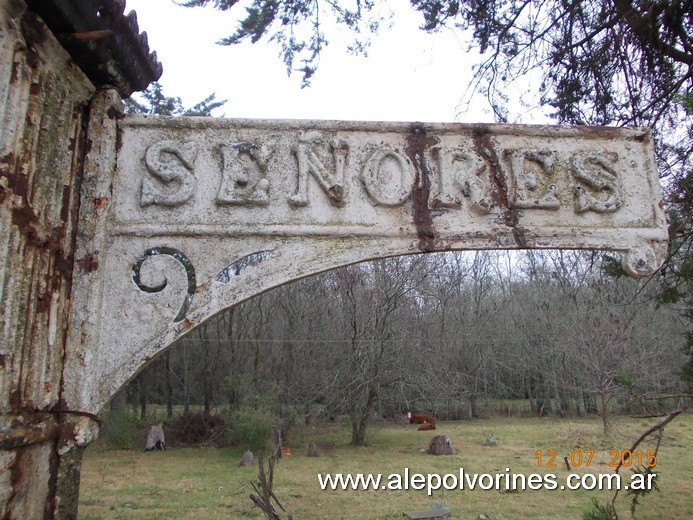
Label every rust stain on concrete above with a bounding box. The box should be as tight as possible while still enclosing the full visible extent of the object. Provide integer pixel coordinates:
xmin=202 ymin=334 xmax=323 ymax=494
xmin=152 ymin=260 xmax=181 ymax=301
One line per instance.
xmin=405 ymin=123 xmax=439 ymax=252
xmin=472 ymin=124 xmax=528 ymax=248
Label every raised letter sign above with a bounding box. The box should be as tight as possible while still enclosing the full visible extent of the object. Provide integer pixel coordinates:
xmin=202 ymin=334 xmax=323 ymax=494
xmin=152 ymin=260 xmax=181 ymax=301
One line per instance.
xmin=216 ymin=143 xmax=271 ymax=206
xmin=505 ymin=149 xmax=560 ymax=210
xmin=572 ymin=152 xmax=624 ymax=213
xmin=361 ymin=147 xmax=415 ymax=206
xmin=140 ymin=140 xmax=197 ymax=207
xmin=434 ymin=148 xmax=493 ymax=213
xmin=289 ymin=131 xmax=346 ymax=207
xmin=83 ymin=118 xmax=669 ymax=428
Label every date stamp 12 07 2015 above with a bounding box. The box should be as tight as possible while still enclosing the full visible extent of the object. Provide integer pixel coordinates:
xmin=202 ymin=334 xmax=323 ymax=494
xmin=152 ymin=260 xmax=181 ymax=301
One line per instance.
xmin=535 ymin=449 xmax=657 ymax=470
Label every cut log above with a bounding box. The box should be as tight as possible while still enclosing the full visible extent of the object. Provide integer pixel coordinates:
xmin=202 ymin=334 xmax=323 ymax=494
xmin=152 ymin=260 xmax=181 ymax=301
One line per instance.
xmin=427 ymin=435 xmax=456 ymax=455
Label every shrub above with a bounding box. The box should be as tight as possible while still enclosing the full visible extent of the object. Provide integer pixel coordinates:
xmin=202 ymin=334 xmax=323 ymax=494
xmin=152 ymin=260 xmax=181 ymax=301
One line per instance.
xmin=482 ymin=431 xmax=501 ymax=446
xmin=169 ymin=412 xmax=228 ymax=448
xmin=100 ymin=410 xmax=137 ymax=450
xmin=582 ymin=498 xmax=615 ymax=520
xmin=229 ymin=406 xmax=280 ymax=451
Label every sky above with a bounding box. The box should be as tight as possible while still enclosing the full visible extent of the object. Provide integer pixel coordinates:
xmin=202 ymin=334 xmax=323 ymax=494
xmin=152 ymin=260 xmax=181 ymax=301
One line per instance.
xmin=124 ymin=0 xmax=529 ymax=123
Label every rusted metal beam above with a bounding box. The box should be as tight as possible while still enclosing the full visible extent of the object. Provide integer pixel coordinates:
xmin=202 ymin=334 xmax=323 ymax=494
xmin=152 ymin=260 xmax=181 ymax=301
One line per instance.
xmin=0 ymin=413 xmax=60 ymax=450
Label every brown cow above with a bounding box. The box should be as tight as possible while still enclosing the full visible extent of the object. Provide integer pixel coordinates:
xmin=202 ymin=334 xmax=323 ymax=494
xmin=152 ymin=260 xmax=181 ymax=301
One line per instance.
xmin=407 ymin=412 xmax=436 ymax=430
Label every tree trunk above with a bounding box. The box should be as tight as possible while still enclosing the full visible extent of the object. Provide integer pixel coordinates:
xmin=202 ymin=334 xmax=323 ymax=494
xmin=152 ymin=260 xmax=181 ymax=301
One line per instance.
xmin=204 ymin=381 xmax=212 ymax=416
xmin=165 ymin=352 xmax=174 ymax=419
xmin=576 ymin=390 xmax=587 ymax=416
xmin=351 ymin=386 xmax=377 ymax=446
xmin=600 ymin=390 xmax=610 ymax=435
xmin=110 ymin=388 xmax=127 ymax=412
xmin=139 ymin=386 xmax=147 ymax=420
xmin=468 ymin=392 xmax=478 ymax=419
xmin=183 ymin=343 xmax=191 ymax=415
xmin=525 ymin=377 xmax=538 ymax=414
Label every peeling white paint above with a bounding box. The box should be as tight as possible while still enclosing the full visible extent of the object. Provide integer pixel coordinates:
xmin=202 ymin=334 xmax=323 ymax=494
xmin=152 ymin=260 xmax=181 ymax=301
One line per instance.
xmin=64 ymin=117 xmax=668 ymax=415
xmin=48 ymin=292 xmax=59 ymax=347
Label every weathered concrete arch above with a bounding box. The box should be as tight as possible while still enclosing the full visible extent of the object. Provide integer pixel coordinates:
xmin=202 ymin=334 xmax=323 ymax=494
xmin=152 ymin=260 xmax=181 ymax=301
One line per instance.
xmin=0 ymin=1 xmax=670 ymax=518
xmin=63 ymin=96 xmax=670 ymax=420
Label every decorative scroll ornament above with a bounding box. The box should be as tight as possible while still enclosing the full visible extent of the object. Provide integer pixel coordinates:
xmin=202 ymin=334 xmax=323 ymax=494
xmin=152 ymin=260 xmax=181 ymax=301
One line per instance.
xmin=215 ymin=250 xmax=275 ymax=284
xmin=131 ymin=247 xmax=196 ymax=322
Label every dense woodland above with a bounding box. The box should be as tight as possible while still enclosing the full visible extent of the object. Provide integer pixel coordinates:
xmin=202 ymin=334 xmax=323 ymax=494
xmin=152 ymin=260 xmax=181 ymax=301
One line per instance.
xmin=119 ymin=250 xmax=687 ymax=443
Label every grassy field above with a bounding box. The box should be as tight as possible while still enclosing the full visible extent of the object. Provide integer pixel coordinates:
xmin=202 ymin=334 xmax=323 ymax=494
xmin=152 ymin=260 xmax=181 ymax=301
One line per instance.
xmin=79 ymin=413 xmax=692 ymax=519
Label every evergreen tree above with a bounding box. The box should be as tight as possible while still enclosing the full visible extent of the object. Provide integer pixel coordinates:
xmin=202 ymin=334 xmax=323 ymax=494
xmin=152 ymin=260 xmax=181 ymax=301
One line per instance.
xmin=125 ymin=81 xmax=226 ymax=116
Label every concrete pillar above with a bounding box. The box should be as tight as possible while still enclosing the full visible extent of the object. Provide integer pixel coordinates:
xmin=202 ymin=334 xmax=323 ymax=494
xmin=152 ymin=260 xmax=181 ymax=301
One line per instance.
xmin=1 ymin=2 xmax=94 ymax=516
xmin=0 ymin=1 xmax=159 ymax=517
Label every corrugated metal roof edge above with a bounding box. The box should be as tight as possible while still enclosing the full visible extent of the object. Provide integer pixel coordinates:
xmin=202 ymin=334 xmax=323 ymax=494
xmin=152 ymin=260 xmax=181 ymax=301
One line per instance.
xmin=26 ymin=0 xmax=163 ymax=96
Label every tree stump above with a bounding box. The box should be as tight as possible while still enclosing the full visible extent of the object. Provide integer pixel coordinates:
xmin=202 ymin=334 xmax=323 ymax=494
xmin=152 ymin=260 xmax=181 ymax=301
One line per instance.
xmin=144 ymin=424 xmax=165 ymax=451
xmin=427 ymin=435 xmax=456 ymax=455
xmin=240 ymin=449 xmax=255 ymax=467
xmin=307 ymin=441 xmax=320 ymax=457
